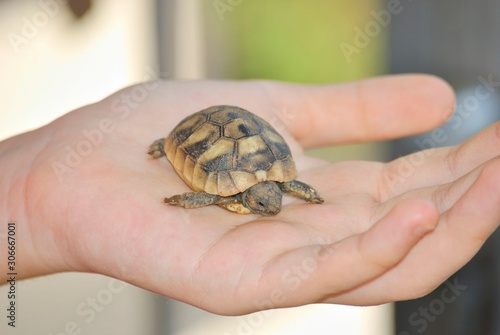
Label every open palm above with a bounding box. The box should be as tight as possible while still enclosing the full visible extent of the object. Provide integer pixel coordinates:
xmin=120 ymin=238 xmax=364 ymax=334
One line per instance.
xmin=9 ymin=75 xmax=499 ymax=315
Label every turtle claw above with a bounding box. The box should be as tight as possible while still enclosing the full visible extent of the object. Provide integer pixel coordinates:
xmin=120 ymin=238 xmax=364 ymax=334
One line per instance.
xmin=309 ymin=195 xmax=324 ymax=204
xmin=305 ymin=188 xmax=324 ymax=204
xmin=164 ymin=195 xmax=181 ymax=206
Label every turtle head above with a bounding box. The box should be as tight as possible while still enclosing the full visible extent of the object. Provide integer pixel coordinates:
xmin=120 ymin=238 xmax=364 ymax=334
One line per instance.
xmin=241 ymin=181 xmax=283 ymax=216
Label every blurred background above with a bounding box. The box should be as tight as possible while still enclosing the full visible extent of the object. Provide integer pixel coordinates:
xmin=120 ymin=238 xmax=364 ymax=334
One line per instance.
xmin=0 ymin=0 xmax=498 ymax=334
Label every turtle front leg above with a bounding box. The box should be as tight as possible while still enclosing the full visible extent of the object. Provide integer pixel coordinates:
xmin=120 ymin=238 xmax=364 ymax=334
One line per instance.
xmin=279 ymin=180 xmax=324 ymax=204
xmin=165 ymin=192 xmax=225 ymax=209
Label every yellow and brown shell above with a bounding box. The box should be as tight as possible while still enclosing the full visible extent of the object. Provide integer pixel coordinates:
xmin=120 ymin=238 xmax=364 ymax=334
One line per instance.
xmin=163 ymin=105 xmax=297 ymax=196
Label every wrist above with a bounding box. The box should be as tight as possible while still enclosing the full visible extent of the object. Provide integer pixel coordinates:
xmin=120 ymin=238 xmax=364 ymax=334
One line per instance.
xmin=0 ymin=130 xmax=71 ymax=282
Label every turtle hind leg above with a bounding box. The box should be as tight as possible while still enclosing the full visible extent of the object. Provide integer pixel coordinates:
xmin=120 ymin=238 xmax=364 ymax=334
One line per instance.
xmin=279 ymin=180 xmax=324 ymax=204
xmin=148 ymin=138 xmax=166 ymax=159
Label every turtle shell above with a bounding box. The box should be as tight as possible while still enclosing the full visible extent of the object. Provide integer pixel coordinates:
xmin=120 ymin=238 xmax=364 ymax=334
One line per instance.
xmin=163 ymin=105 xmax=297 ymax=196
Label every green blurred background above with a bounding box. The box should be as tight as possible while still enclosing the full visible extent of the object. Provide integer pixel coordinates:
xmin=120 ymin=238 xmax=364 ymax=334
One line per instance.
xmin=204 ymin=0 xmax=389 ymax=162
xmin=208 ymin=0 xmax=385 ymax=82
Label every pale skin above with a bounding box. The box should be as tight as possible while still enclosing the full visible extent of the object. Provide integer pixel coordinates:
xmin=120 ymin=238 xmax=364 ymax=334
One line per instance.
xmin=1 ymin=74 xmax=499 ymax=315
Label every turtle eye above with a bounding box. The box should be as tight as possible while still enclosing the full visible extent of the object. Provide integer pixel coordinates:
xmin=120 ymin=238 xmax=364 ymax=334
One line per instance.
xmin=258 ymin=201 xmax=265 ymax=207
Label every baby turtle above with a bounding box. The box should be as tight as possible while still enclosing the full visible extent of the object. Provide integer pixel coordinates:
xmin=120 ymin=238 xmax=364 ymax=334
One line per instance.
xmin=148 ymin=105 xmax=323 ymax=215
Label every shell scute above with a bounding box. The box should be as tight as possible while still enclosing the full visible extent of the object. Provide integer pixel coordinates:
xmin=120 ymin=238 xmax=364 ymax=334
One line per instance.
xmin=223 ymin=118 xmax=261 ymax=140
xmin=180 ymin=122 xmax=221 ymax=159
xmin=235 ymin=136 xmax=275 ymax=173
xmin=209 ymin=106 xmax=250 ymax=124
xmin=174 ymin=111 xmax=209 ymax=144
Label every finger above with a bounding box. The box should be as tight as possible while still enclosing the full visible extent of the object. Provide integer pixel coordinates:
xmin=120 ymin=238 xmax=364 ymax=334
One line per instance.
xmin=329 ymin=158 xmax=500 ymax=305
xmin=263 ymin=74 xmax=455 ymax=148
xmin=262 ymin=199 xmax=439 ymax=308
xmin=379 ymin=121 xmax=500 ymax=200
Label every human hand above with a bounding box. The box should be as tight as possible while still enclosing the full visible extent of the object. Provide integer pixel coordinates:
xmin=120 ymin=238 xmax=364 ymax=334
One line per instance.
xmin=2 ymin=75 xmax=498 ymax=315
